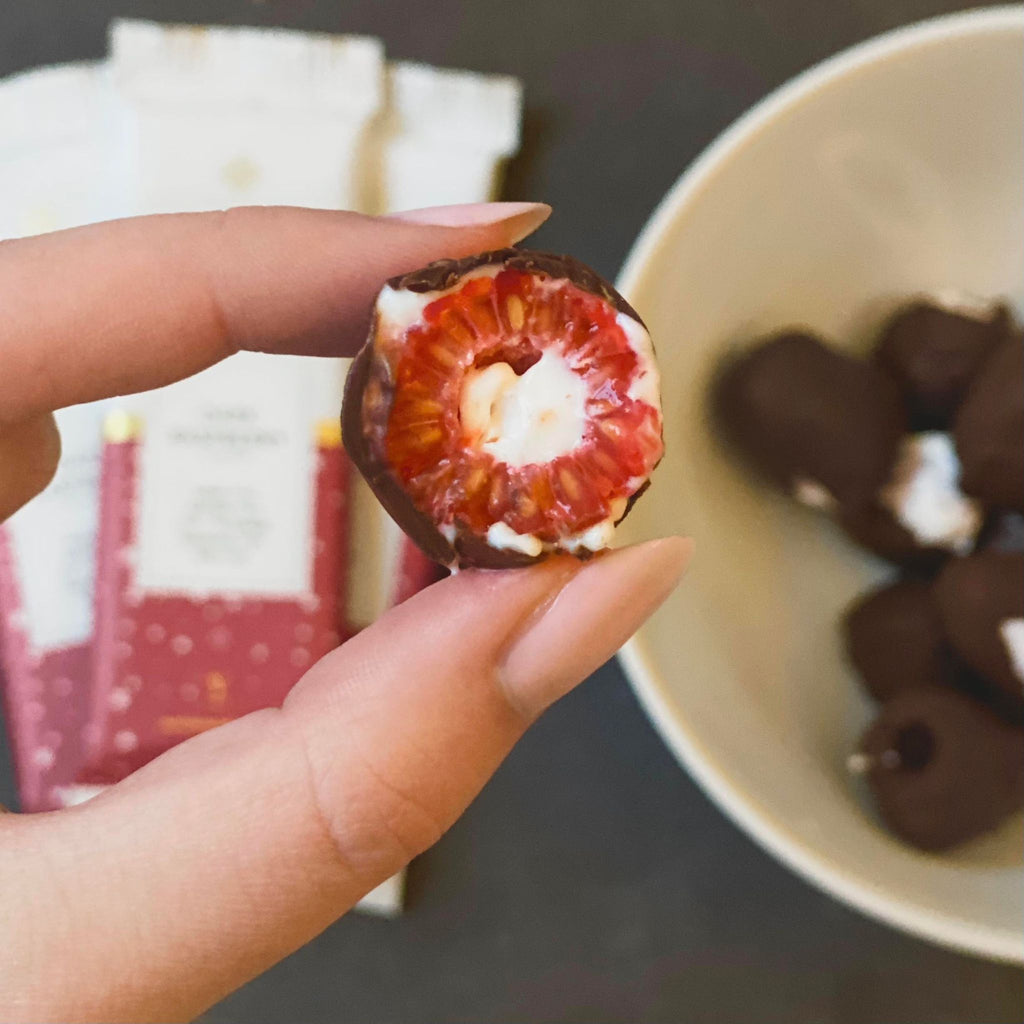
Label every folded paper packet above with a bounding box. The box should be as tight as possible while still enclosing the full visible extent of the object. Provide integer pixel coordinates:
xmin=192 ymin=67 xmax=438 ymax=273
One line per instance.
xmin=0 ymin=405 xmax=111 ymax=812
xmin=0 ymin=19 xmax=523 ymax=918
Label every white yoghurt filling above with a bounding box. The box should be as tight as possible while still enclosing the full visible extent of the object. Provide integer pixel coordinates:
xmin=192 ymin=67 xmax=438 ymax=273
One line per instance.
xmin=880 ymin=432 xmax=981 ymax=553
xmin=375 ymin=265 xmax=504 ymax=336
xmin=927 ymin=288 xmax=1000 ymax=320
xmin=375 ymin=267 xmax=660 ymax=556
xmin=792 ymin=477 xmax=838 ymax=512
xmin=461 ymin=351 xmax=588 ymax=467
xmin=999 ymin=618 xmax=1024 ymax=687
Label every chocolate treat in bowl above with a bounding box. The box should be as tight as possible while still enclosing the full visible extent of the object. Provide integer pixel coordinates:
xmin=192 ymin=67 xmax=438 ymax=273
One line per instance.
xmin=954 ymin=336 xmax=1024 ymax=514
xmin=933 ymin=551 xmax=1024 ymax=712
xmin=710 ymin=291 xmax=1023 ymax=854
xmin=710 ymin=327 xmax=984 ymax=568
xmin=840 ymin=431 xmax=983 ymax=569
xmin=343 ymin=250 xmax=664 ymax=569
xmin=843 ymin=580 xmax=957 ymax=702
xmin=850 ymin=687 xmax=1024 ymax=852
xmin=711 ymin=330 xmax=905 ymax=511
xmin=874 ymin=297 xmax=1015 ymax=430
xmin=616 ymin=16 xmax=1024 ymax=956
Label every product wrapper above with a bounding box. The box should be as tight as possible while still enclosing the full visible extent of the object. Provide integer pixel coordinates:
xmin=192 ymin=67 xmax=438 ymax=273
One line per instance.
xmin=0 ymin=403 xmax=115 ymax=811
xmin=0 ymin=63 xmax=127 ymax=811
xmin=82 ymin=411 xmax=349 ymax=783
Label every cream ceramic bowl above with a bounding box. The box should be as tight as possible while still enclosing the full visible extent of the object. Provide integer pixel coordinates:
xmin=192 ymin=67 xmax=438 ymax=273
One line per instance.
xmin=615 ymin=7 xmax=1024 ymax=962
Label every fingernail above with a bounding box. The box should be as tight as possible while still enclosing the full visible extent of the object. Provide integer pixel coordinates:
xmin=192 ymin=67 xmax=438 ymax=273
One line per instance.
xmin=389 ymin=202 xmax=551 ymax=243
xmin=500 ymin=537 xmax=692 ymax=719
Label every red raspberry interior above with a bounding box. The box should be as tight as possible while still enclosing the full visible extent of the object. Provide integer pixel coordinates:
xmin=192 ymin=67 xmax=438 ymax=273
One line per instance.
xmin=383 ymin=268 xmax=662 ymax=543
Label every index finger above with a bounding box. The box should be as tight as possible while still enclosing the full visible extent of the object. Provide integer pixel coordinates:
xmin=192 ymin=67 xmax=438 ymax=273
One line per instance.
xmin=0 ymin=202 xmax=549 ymax=426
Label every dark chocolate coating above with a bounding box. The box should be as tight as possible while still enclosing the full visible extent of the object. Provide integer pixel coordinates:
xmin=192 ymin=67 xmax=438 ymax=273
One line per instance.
xmin=390 ymin=248 xmax=643 ymax=324
xmin=856 ymin=687 xmax=1024 ymax=851
xmin=342 ymin=249 xmax=651 ymax=570
xmin=933 ymin=551 xmax=1024 ymax=706
xmin=875 ymin=300 xmax=1013 ymax=430
xmin=712 ymin=331 xmax=905 ymax=509
xmin=979 ymin=511 xmax=1024 ymax=554
xmin=343 ymin=340 xmax=464 ymax=568
xmin=953 ymin=337 xmax=1024 ymax=513
xmin=844 ymin=580 xmax=955 ymax=702
xmin=837 ymin=501 xmax=952 ymax=571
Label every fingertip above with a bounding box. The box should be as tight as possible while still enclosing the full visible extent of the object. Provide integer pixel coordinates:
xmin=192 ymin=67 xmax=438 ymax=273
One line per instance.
xmin=633 ymin=534 xmax=694 ymax=576
xmin=387 ymin=201 xmax=552 ymax=243
xmin=499 ymin=536 xmax=692 ymax=717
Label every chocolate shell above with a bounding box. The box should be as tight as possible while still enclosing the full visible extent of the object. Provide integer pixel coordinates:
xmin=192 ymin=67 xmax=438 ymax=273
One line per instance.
xmin=953 ymin=337 xmax=1024 ymax=513
xmin=838 ymin=502 xmax=953 ymax=571
xmin=712 ymin=331 xmax=905 ymax=510
xmin=875 ymin=300 xmax=1014 ymax=430
xmin=979 ymin=512 xmax=1024 ymax=554
xmin=843 ymin=580 xmax=956 ymax=702
xmin=854 ymin=687 xmax=1024 ymax=851
xmin=933 ymin=551 xmax=1024 ymax=708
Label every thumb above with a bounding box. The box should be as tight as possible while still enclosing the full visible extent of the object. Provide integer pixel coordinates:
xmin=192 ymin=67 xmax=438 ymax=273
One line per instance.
xmin=0 ymin=537 xmax=690 ymax=1024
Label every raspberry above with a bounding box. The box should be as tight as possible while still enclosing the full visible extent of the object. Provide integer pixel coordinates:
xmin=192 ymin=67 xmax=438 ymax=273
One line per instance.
xmin=344 ymin=250 xmax=663 ymax=569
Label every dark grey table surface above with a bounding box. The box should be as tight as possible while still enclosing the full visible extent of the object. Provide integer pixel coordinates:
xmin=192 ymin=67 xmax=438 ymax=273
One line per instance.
xmin=2 ymin=1 xmax=1022 ymax=1021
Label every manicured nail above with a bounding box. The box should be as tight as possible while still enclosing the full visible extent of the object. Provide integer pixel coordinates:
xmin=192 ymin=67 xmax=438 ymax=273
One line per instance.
xmin=389 ymin=202 xmax=551 ymax=243
xmin=499 ymin=537 xmax=692 ymax=719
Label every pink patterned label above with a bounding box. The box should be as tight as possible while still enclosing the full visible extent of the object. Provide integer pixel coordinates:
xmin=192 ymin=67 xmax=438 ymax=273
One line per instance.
xmin=82 ymin=432 xmax=350 ymax=783
xmin=0 ymin=531 xmax=93 ymax=811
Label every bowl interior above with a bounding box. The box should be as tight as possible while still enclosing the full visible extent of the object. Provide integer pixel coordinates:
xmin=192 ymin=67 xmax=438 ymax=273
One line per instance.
xmin=616 ymin=9 xmax=1024 ymax=961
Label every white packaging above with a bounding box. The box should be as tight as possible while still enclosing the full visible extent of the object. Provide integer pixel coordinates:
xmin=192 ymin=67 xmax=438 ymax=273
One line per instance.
xmin=0 ymin=61 xmax=128 ymax=659
xmin=110 ymin=19 xmax=384 ymax=213
xmin=0 ymin=62 xmax=130 ymax=237
xmin=379 ymin=61 xmax=523 ymax=212
xmin=1 ymin=26 xmax=523 ymax=918
xmin=4 ymin=402 xmax=114 ymax=653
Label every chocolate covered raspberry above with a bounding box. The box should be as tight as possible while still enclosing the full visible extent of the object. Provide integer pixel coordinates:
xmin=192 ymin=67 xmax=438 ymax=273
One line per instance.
xmin=933 ymin=551 xmax=1024 ymax=710
xmin=841 ymin=432 xmax=982 ymax=567
xmin=843 ymin=580 xmax=956 ymax=702
xmin=874 ymin=299 xmax=1014 ymax=430
xmin=851 ymin=688 xmax=1024 ymax=851
xmin=711 ymin=331 xmax=905 ymax=511
xmin=343 ymin=250 xmax=663 ymax=569
xmin=954 ymin=337 xmax=1024 ymax=513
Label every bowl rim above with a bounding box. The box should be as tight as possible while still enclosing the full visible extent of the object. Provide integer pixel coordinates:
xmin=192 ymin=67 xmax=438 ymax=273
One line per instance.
xmin=615 ymin=5 xmax=1024 ymax=964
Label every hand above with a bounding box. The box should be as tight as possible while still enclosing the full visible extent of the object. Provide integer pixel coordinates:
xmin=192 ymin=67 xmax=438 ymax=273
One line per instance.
xmin=0 ymin=203 xmax=690 ymax=1023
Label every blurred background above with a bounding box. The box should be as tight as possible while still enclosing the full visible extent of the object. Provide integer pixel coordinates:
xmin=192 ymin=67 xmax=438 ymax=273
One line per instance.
xmin=1 ymin=2 xmax=1022 ymax=1022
